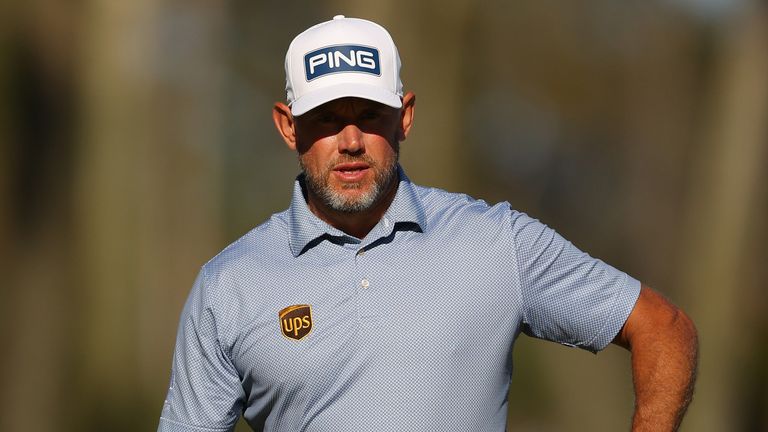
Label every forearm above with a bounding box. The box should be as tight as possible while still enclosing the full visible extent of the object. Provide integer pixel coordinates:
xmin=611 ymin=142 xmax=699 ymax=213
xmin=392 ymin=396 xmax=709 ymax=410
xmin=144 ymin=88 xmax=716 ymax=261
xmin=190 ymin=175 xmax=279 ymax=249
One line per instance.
xmin=632 ymin=312 xmax=698 ymax=432
xmin=627 ymin=294 xmax=699 ymax=431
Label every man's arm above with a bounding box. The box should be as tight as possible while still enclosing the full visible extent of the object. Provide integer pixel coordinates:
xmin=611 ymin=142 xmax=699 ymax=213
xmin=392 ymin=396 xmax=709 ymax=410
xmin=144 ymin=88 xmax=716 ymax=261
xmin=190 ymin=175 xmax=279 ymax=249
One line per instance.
xmin=612 ymin=284 xmax=699 ymax=431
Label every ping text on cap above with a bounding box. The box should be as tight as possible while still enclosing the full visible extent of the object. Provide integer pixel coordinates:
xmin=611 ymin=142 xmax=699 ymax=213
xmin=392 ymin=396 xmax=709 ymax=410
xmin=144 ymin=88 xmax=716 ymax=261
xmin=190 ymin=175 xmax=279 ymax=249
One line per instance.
xmin=303 ymin=44 xmax=381 ymax=81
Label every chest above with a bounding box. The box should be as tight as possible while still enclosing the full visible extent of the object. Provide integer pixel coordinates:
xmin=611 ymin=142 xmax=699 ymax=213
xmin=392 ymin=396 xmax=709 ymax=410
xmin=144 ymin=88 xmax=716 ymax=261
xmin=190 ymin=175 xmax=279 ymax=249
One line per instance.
xmin=228 ymin=231 xmax=522 ymax=403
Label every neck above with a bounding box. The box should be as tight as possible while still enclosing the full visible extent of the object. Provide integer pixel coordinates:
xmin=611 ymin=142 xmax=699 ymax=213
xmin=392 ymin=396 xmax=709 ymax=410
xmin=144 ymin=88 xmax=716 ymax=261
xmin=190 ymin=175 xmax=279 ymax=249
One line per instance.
xmin=303 ymin=174 xmax=399 ymax=239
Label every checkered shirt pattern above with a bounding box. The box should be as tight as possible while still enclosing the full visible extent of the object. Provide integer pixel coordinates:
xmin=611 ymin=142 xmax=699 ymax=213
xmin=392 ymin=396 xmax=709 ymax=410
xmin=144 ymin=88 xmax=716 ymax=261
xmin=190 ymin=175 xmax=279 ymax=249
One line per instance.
xmin=158 ymin=167 xmax=641 ymax=431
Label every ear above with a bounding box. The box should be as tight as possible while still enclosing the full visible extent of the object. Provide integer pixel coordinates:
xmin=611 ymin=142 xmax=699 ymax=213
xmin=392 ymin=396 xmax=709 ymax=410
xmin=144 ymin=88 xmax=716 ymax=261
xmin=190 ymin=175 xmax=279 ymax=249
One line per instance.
xmin=397 ymin=92 xmax=416 ymax=142
xmin=272 ymin=102 xmax=297 ymax=151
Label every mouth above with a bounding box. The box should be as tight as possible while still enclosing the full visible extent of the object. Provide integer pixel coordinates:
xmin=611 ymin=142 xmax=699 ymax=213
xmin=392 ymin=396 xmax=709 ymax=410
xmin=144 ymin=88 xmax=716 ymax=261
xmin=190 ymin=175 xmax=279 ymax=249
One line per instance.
xmin=332 ymin=162 xmax=370 ymax=182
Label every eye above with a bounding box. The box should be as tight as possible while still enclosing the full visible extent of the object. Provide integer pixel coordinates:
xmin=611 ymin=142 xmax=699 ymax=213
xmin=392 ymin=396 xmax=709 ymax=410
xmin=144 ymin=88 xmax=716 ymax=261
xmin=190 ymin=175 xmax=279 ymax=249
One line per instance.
xmin=360 ymin=109 xmax=382 ymax=121
xmin=315 ymin=112 xmax=338 ymax=124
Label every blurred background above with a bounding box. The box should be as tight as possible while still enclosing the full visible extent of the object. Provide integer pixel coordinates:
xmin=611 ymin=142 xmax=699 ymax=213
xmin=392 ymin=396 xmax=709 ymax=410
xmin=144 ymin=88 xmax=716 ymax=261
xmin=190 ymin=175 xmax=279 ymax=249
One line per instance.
xmin=1 ymin=0 xmax=766 ymax=430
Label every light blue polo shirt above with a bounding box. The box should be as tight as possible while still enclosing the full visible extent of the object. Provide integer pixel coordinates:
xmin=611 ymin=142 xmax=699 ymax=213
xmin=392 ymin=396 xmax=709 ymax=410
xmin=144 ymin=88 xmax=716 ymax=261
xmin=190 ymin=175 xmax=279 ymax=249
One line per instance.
xmin=158 ymin=167 xmax=641 ymax=432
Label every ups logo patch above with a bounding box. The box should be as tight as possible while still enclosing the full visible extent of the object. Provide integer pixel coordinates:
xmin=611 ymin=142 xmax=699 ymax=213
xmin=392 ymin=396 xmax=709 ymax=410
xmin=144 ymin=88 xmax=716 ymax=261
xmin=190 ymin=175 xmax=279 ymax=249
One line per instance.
xmin=279 ymin=304 xmax=313 ymax=341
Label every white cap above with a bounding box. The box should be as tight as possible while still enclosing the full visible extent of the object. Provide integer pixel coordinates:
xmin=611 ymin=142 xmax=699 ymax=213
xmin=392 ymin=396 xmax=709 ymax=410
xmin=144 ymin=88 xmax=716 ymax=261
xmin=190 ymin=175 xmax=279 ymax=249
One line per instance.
xmin=284 ymin=15 xmax=403 ymax=116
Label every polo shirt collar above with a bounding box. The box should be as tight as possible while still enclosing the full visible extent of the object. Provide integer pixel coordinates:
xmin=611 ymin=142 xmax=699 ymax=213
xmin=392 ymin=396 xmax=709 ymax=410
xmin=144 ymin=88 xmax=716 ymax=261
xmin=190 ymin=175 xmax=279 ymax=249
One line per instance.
xmin=287 ymin=165 xmax=426 ymax=257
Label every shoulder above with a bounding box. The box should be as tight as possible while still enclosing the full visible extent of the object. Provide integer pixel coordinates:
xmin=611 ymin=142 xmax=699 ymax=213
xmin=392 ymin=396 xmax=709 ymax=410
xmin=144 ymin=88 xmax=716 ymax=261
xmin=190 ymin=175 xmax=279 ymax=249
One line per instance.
xmin=187 ymin=211 xmax=292 ymax=336
xmin=408 ymin=183 xmax=556 ymax=250
xmin=200 ymin=210 xmax=292 ymax=290
xmin=411 ymin=183 xmax=524 ymax=231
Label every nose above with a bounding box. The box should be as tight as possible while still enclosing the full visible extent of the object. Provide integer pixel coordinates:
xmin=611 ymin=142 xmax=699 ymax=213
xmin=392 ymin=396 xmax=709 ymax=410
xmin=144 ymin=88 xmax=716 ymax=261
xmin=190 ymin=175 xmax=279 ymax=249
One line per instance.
xmin=337 ymin=124 xmax=364 ymax=154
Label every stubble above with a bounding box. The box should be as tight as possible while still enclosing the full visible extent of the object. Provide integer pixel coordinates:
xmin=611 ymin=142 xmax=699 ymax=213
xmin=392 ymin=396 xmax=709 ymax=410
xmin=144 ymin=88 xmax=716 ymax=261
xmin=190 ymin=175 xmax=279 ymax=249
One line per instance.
xmin=299 ymin=152 xmax=399 ymax=213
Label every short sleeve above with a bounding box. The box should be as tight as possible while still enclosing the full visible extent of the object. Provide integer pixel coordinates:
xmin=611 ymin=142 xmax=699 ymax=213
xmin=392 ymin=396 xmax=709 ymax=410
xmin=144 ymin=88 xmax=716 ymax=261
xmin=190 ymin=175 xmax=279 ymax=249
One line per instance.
xmin=158 ymin=269 xmax=245 ymax=432
xmin=511 ymin=211 xmax=641 ymax=353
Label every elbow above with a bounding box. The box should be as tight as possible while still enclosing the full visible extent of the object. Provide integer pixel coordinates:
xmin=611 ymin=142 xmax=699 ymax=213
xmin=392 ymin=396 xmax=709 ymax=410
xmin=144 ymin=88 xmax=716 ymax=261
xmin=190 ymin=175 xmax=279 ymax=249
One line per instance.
xmin=615 ymin=285 xmax=699 ymax=357
xmin=672 ymin=308 xmax=699 ymax=358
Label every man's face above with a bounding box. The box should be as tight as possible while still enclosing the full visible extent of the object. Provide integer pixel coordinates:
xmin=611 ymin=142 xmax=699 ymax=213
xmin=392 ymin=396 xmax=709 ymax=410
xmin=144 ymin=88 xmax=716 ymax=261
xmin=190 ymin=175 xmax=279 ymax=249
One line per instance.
xmin=293 ymin=97 xmax=402 ymax=213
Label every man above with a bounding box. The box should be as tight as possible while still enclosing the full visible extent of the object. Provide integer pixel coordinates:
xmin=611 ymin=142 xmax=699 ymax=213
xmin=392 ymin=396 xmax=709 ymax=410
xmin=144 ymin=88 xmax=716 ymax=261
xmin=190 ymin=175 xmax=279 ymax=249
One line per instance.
xmin=158 ymin=15 xmax=698 ymax=432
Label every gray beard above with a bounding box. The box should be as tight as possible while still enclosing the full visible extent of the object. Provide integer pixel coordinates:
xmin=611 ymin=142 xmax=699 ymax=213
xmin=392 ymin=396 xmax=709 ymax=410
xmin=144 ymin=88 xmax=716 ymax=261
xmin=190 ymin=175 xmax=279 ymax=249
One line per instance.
xmin=300 ymin=155 xmax=399 ymax=214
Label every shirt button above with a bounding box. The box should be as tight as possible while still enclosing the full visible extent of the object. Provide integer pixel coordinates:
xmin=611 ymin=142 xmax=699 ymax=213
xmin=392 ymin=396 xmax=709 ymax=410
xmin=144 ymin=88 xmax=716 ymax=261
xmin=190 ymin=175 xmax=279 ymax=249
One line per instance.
xmin=357 ymin=248 xmax=365 ymax=257
xmin=360 ymin=278 xmax=370 ymax=289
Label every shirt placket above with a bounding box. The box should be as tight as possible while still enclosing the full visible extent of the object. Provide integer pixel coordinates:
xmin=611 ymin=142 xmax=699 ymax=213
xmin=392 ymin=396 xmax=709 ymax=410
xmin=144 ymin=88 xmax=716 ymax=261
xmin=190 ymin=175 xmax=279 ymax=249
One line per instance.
xmin=354 ymin=217 xmax=395 ymax=322
xmin=354 ymin=243 xmax=378 ymax=321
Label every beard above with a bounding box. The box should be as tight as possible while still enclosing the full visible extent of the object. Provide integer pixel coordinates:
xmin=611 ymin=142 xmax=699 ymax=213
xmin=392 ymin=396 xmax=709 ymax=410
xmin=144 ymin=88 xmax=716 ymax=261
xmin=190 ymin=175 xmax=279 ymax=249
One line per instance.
xmin=300 ymin=151 xmax=399 ymax=213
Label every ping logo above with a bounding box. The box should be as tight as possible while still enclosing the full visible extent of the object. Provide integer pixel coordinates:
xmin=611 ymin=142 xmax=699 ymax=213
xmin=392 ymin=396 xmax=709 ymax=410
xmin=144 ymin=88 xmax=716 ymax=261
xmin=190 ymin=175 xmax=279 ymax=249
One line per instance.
xmin=279 ymin=304 xmax=313 ymax=341
xmin=304 ymin=44 xmax=381 ymax=81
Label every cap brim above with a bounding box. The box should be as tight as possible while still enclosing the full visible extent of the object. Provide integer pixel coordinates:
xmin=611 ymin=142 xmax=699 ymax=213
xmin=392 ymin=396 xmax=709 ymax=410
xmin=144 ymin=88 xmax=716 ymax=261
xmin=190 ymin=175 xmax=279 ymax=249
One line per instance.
xmin=290 ymin=83 xmax=402 ymax=116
